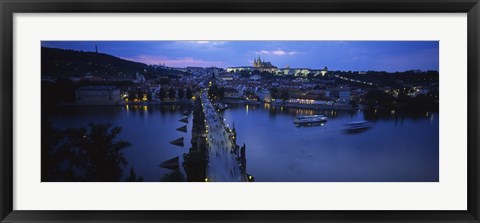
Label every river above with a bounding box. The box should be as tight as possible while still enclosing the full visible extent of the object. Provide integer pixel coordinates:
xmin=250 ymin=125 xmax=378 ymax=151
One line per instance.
xmin=45 ymin=103 xmax=439 ymax=182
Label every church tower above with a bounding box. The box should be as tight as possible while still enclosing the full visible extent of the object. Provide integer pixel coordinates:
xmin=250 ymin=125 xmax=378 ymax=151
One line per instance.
xmin=254 ymin=55 xmax=264 ymax=68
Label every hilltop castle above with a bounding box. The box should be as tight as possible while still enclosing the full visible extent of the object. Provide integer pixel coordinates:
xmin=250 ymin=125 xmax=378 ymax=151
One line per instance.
xmin=253 ymin=56 xmax=277 ymax=72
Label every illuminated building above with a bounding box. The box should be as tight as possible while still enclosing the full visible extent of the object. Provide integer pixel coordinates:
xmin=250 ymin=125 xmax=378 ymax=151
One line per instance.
xmin=75 ymin=86 xmax=121 ymax=105
xmin=253 ymin=56 xmax=277 ymax=72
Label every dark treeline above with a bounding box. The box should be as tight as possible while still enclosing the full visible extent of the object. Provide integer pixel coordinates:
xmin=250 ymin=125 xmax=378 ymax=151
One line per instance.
xmin=229 ymin=69 xmax=438 ymax=86
xmin=268 ymin=87 xmax=290 ymax=101
xmin=42 ymin=47 xmax=145 ymax=77
xmin=42 ymin=47 xmax=190 ymax=78
xmin=364 ymin=89 xmax=439 ymax=113
xmin=160 ymin=169 xmax=185 ymax=182
xmin=207 ymin=85 xmax=225 ymax=101
xmin=331 ymin=70 xmax=439 ymax=88
xmin=42 ymin=120 xmax=189 ymax=182
xmin=41 ymin=122 xmax=139 ymax=182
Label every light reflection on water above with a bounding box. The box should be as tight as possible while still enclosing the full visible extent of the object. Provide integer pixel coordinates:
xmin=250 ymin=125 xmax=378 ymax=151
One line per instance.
xmin=45 ymin=105 xmax=192 ymax=182
xmin=45 ymin=104 xmax=439 ymax=182
xmin=223 ymin=104 xmax=439 ymax=182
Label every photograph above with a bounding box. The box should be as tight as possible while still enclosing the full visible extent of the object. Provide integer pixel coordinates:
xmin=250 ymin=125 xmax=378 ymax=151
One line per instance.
xmin=41 ymin=40 xmax=439 ymax=182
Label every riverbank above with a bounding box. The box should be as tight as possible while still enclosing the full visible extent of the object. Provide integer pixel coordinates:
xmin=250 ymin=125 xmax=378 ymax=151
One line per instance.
xmin=222 ymin=99 xmax=357 ymax=111
xmin=57 ymin=100 xmax=193 ymax=107
xmin=271 ymin=102 xmax=355 ymax=110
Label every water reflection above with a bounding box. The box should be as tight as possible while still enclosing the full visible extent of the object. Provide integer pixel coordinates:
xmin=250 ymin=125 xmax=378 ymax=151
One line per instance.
xmin=223 ymin=103 xmax=439 ymax=182
xmin=45 ymin=104 xmax=193 ymax=182
xmin=228 ymin=104 xmax=390 ymax=120
xmin=44 ymin=103 xmax=439 ymax=182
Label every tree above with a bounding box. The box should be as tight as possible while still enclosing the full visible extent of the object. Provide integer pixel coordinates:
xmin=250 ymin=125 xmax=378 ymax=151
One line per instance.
xmin=365 ymin=90 xmax=395 ymax=110
xmin=177 ymin=88 xmax=185 ymax=100
xmin=269 ymin=87 xmax=279 ymax=99
xmin=218 ymin=87 xmax=225 ymax=100
xmin=208 ymin=85 xmax=225 ymax=100
xmin=239 ymin=70 xmax=250 ymax=78
xmin=41 ymin=122 xmax=65 ymax=182
xmin=125 ymin=167 xmax=144 ymax=182
xmin=168 ymin=88 xmax=176 ymax=100
xmin=160 ymin=169 xmax=185 ymax=182
xmin=54 ymin=78 xmax=76 ymax=103
xmin=158 ymin=88 xmax=167 ymax=102
xmin=158 ymin=78 xmax=170 ymax=85
xmin=280 ymin=91 xmax=290 ymax=101
xmin=208 ymin=85 xmax=219 ymax=99
xmin=186 ymin=87 xmax=193 ymax=100
xmin=349 ymin=99 xmax=359 ymax=108
xmin=42 ymin=123 xmax=132 ymax=182
xmin=72 ymin=123 xmax=131 ymax=181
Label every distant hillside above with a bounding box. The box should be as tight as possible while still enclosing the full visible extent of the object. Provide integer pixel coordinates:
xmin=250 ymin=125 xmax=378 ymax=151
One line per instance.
xmin=41 ymin=47 xmax=148 ymax=77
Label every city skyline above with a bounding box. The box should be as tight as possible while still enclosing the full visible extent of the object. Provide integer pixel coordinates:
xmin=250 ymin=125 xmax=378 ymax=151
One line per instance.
xmin=41 ymin=41 xmax=439 ymax=72
xmin=41 ymin=40 xmax=439 ymax=183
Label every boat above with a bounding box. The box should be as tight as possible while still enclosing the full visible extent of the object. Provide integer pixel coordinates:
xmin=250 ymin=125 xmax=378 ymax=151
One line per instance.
xmin=294 ymin=115 xmax=327 ymax=121
xmin=293 ymin=115 xmax=327 ymax=125
xmin=344 ymin=121 xmax=374 ymax=133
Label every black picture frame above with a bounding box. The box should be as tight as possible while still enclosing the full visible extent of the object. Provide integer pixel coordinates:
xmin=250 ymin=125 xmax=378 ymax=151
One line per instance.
xmin=1 ymin=0 xmax=479 ymax=222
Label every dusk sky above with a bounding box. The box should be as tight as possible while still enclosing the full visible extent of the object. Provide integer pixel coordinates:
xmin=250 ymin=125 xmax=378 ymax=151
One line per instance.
xmin=41 ymin=41 xmax=439 ymax=72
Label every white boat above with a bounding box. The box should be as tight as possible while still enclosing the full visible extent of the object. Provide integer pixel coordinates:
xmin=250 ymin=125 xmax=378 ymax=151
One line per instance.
xmin=294 ymin=115 xmax=327 ymax=121
xmin=344 ymin=121 xmax=374 ymax=132
xmin=293 ymin=115 xmax=327 ymax=125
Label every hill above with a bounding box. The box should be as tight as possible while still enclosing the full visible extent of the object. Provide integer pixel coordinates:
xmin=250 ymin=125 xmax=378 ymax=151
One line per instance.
xmin=41 ymin=47 xmax=192 ymax=79
xmin=41 ymin=47 xmax=148 ymax=78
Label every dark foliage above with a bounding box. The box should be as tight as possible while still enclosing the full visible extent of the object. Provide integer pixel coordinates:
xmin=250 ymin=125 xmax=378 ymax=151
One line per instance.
xmin=208 ymin=85 xmax=225 ymax=100
xmin=160 ymin=169 xmax=186 ymax=182
xmin=365 ymin=89 xmax=438 ymax=112
xmin=280 ymin=90 xmax=290 ymax=101
xmin=186 ymin=88 xmax=193 ymax=100
xmin=42 ymin=47 xmax=146 ymax=77
xmin=125 ymin=167 xmax=144 ymax=182
xmin=177 ymin=88 xmax=185 ymax=100
xmin=41 ymin=47 xmax=191 ymax=78
xmin=269 ymin=87 xmax=279 ymax=99
xmin=42 ymin=122 xmax=133 ymax=182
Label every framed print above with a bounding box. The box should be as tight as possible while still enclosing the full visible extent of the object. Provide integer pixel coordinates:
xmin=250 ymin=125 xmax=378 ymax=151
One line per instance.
xmin=1 ymin=0 xmax=479 ymax=222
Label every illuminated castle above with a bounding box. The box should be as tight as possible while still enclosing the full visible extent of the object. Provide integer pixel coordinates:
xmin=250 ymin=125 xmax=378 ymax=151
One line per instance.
xmin=253 ymin=56 xmax=277 ymax=72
